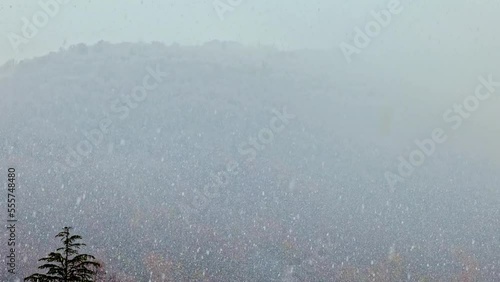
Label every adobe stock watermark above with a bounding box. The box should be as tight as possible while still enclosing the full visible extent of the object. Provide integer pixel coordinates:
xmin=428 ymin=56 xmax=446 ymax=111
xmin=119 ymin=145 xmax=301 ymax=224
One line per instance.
xmin=53 ymin=64 xmax=168 ymax=173
xmin=7 ymin=0 xmax=69 ymax=53
xmin=339 ymin=0 xmax=403 ymax=63
xmin=177 ymin=106 xmax=295 ymax=225
xmin=385 ymin=74 xmax=500 ymax=189
xmin=213 ymin=0 xmax=244 ymax=21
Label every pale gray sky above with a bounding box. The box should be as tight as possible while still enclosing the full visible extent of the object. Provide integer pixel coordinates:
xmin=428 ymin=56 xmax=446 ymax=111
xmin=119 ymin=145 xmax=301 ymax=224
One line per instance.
xmin=0 ymin=0 xmax=353 ymax=64
xmin=1 ymin=0 xmax=499 ymax=161
xmin=1 ymin=0 xmax=497 ymax=65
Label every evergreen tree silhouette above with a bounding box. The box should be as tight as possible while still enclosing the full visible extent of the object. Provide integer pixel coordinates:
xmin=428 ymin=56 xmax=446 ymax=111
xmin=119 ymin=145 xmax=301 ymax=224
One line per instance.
xmin=25 ymin=226 xmax=100 ymax=282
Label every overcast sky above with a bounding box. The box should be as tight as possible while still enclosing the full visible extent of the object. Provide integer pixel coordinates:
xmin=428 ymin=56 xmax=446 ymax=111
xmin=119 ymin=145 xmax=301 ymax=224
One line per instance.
xmin=0 ymin=0 xmax=498 ymax=64
xmin=1 ymin=0 xmax=499 ymax=162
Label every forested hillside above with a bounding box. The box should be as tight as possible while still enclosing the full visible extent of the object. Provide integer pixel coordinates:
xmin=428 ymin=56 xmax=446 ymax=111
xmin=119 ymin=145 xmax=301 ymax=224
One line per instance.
xmin=1 ymin=41 xmax=499 ymax=281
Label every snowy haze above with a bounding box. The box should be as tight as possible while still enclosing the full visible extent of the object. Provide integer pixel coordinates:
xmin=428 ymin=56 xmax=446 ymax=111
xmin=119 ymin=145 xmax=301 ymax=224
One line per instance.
xmin=1 ymin=0 xmax=500 ymax=281
xmin=1 ymin=0 xmax=499 ymax=159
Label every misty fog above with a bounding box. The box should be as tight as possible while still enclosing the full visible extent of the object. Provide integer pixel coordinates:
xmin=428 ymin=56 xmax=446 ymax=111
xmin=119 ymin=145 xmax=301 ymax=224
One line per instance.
xmin=1 ymin=0 xmax=499 ymax=281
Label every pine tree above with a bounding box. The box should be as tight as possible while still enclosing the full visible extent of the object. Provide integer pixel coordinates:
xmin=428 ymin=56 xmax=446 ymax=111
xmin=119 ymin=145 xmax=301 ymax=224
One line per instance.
xmin=25 ymin=226 xmax=101 ymax=282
